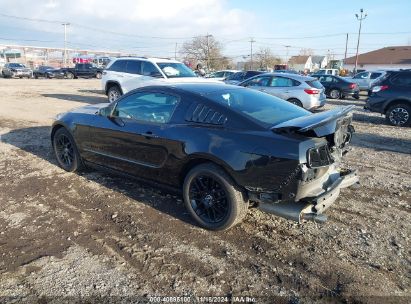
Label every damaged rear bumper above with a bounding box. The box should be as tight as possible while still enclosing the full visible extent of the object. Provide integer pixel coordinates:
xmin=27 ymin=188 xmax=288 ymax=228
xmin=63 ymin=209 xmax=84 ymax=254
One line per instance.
xmin=257 ymin=169 xmax=359 ymax=223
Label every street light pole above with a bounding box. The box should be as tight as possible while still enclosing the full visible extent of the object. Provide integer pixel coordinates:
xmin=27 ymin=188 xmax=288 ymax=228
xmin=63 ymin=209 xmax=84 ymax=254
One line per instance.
xmin=62 ymin=22 xmax=70 ymax=67
xmin=354 ymin=9 xmax=367 ymax=74
xmin=249 ymin=38 xmax=255 ymax=70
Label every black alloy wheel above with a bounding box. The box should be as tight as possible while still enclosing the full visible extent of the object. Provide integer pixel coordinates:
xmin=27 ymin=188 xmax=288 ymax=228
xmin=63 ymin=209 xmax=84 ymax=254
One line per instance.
xmin=183 ymin=163 xmax=249 ymax=230
xmin=386 ymin=103 xmax=411 ymax=127
xmin=53 ymin=128 xmax=83 ymax=172
xmin=189 ymin=175 xmax=229 ymax=224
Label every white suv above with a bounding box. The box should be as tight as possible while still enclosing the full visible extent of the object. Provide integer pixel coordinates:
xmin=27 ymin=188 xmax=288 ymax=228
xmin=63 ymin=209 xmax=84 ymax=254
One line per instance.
xmin=102 ymin=57 xmax=218 ymax=102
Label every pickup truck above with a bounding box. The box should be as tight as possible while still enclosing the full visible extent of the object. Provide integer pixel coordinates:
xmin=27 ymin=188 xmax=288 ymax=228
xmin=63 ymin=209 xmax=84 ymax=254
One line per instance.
xmin=61 ymin=63 xmax=103 ymax=79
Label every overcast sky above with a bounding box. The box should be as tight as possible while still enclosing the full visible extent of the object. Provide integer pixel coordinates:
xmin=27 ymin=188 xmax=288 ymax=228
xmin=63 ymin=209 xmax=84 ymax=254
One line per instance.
xmin=0 ymin=0 xmax=410 ymax=61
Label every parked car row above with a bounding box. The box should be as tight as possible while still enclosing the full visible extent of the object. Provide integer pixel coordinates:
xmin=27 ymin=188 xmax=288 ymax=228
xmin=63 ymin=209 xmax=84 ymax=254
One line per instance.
xmin=1 ymin=63 xmax=102 ymax=79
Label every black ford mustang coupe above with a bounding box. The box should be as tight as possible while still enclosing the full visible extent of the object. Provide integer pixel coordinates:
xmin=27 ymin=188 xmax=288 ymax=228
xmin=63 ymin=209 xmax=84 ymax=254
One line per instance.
xmin=51 ymin=83 xmax=359 ymax=230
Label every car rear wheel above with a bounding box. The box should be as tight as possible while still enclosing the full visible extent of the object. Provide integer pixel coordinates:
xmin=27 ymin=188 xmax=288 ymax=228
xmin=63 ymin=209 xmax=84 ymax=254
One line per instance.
xmin=288 ymin=98 xmax=303 ymax=107
xmin=183 ymin=163 xmax=249 ymax=231
xmin=52 ymin=128 xmax=84 ymax=172
xmin=66 ymin=72 xmax=74 ymax=79
xmin=329 ymin=89 xmax=341 ymax=99
xmin=96 ymin=72 xmax=102 ymax=79
xmin=385 ymin=103 xmax=411 ymax=127
xmin=108 ymin=85 xmax=122 ymax=103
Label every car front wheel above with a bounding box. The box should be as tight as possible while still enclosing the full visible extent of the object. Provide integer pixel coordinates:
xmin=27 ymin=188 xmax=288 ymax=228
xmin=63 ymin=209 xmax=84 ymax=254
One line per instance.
xmin=183 ymin=163 xmax=249 ymax=230
xmin=386 ymin=103 xmax=411 ymax=127
xmin=96 ymin=72 xmax=102 ymax=79
xmin=52 ymin=128 xmax=84 ymax=172
xmin=107 ymin=86 xmax=122 ymax=103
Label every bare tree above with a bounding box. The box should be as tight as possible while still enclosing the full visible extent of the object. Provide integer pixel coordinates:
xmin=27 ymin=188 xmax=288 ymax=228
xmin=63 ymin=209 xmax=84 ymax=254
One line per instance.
xmin=180 ymin=35 xmax=230 ymax=70
xmin=299 ymin=48 xmax=315 ymax=56
xmin=254 ymin=48 xmax=282 ymax=70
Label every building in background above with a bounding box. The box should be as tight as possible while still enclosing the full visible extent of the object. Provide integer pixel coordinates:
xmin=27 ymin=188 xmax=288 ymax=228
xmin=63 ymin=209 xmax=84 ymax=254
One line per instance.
xmin=344 ymin=46 xmax=411 ymax=71
xmin=311 ymin=56 xmax=328 ymax=70
xmin=288 ymin=55 xmax=312 ymax=72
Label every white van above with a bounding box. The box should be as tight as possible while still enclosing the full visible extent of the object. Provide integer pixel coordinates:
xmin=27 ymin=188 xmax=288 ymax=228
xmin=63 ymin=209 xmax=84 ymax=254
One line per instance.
xmin=315 ymin=69 xmax=339 ymax=76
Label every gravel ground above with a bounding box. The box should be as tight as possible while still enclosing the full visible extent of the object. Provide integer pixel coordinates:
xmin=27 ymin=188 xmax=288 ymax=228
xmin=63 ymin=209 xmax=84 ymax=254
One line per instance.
xmin=0 ymin=78 xmax=410 ymax=304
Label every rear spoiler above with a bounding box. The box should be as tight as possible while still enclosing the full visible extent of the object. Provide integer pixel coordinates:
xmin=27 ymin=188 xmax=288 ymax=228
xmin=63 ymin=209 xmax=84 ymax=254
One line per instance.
xmin=271 ymin=106 xmax=354 ymax=136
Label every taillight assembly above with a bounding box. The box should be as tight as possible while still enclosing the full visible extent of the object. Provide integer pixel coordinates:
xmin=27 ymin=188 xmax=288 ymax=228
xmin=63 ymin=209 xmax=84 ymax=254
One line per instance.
xmin=371 ymin=85 xmax=389 ymax=93
xmin=304 ymin=88 xmax=320 ymax=95
xmin=348 ymin=83 xmax=357 ymax=89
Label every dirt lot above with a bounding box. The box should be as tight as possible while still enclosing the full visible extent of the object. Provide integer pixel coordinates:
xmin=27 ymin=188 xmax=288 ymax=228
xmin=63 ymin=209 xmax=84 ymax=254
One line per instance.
xmin=0 ymin=78 xmax=410 ymax=303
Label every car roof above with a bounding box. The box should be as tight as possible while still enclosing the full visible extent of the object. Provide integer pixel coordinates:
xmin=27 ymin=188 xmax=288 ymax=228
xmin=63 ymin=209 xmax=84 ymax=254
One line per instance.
xmin=256 ymin=72 xmax=316 ymax=81
xmin=113 ymin=57 xmax=181 ymax=64
xmin=136 ymin=82 xmax=243 ymax=96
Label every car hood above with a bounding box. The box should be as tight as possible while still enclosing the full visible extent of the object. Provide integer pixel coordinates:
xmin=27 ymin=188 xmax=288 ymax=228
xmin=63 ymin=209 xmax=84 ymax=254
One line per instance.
xmin=271 ymin=106 xmax=354 ymax=137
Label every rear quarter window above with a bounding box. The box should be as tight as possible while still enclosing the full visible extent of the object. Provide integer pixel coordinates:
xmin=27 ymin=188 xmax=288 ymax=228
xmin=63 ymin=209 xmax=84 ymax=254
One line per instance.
xmin=306 ymin=80 xmax=323 ymax=89
xmin=390 ymin=73 xmax=411 ymax=86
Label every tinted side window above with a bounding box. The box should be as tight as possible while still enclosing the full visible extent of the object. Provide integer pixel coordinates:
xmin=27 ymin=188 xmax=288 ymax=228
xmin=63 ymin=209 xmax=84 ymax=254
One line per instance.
xmin=142 ymin=62 xmax=161 ymax=76
xmin=113 ymin=92 xmax=178 ymax=123
xmin=126 ymin=60 xmax=142 ymax=74
xmin=245 ymin=76 xmax=271 ymax=87
xmin=390 ymin=73 xmax=411 ymax=86
xmin=270 ymin=77 xmax=294 ymax=87
xmin=108 ymin=60 xmax=127 ymax=72
xmin=370 ymin=72 xmax=382 ymax=79
xmin=231 ymin=72 xmax=244 ymax=80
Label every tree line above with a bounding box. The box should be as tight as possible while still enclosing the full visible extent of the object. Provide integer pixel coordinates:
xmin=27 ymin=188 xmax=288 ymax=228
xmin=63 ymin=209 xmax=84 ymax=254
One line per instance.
xmin=180 ymin=35 xmax=282 ymax=71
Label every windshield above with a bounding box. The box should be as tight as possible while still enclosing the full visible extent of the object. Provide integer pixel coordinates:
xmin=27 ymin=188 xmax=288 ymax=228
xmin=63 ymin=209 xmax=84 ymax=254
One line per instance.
xmin=206 ymin=88 xmax=310 ymax=126
xmin=156 ymin=62 xmax=196 ymax=78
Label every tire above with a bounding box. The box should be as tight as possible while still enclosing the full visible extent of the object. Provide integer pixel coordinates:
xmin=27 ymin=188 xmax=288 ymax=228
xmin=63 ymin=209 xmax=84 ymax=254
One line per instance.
xmin=183 ymin=163 xmax=249 ymax=231
xmin=288 ymin=98 xmax=303 ymax=107
xmin=329 ymin=89 xmax=341 ymax=99
xmin=354 ymin=94 xmax=360 ymax=100
xmin=96 ymin=72 xmax=102 ymax=79
xmin=66 ymin=72 xmax=74 ymax=79
xmin=34 ymin=74 xmax=38 ymax=79
xmin=385 ymin=103 xmax=411 ymax=127
xmin=52 ymin=128 xmax=84 ymax=172
xmin=107 ymin=85 xmax=122 ymax=103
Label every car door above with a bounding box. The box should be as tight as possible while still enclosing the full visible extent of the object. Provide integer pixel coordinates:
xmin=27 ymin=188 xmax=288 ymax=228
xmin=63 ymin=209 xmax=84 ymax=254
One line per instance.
xmin=85 ymin=91 xmax=180 ymax=182
xmin=318 ymin=75 xmax=333 ymax=95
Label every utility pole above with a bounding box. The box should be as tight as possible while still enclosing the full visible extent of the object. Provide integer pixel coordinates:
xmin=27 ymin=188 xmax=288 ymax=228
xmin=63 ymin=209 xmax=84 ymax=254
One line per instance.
xmin=354 ymin=9 xmax=367 ymax=74
xmin=344 ymin=33 xmax=348 ymax=66
xmin=205 ymin=33 xmax=212 ymax=70
xmin=62 ymin=22 xmax=70 ymax=67
xmin=249 ymin=38 xmax=255 ymax=70
xmin=284 ymin=45 xmax=291 ymax=66
xmin=174 ymin=43 xmax=178 ymax=60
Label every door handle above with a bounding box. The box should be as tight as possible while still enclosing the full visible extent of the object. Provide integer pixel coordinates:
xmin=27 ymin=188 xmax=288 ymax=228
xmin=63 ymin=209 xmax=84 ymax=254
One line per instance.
xmin=144 ymin=131 xmax=159 ymax=139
